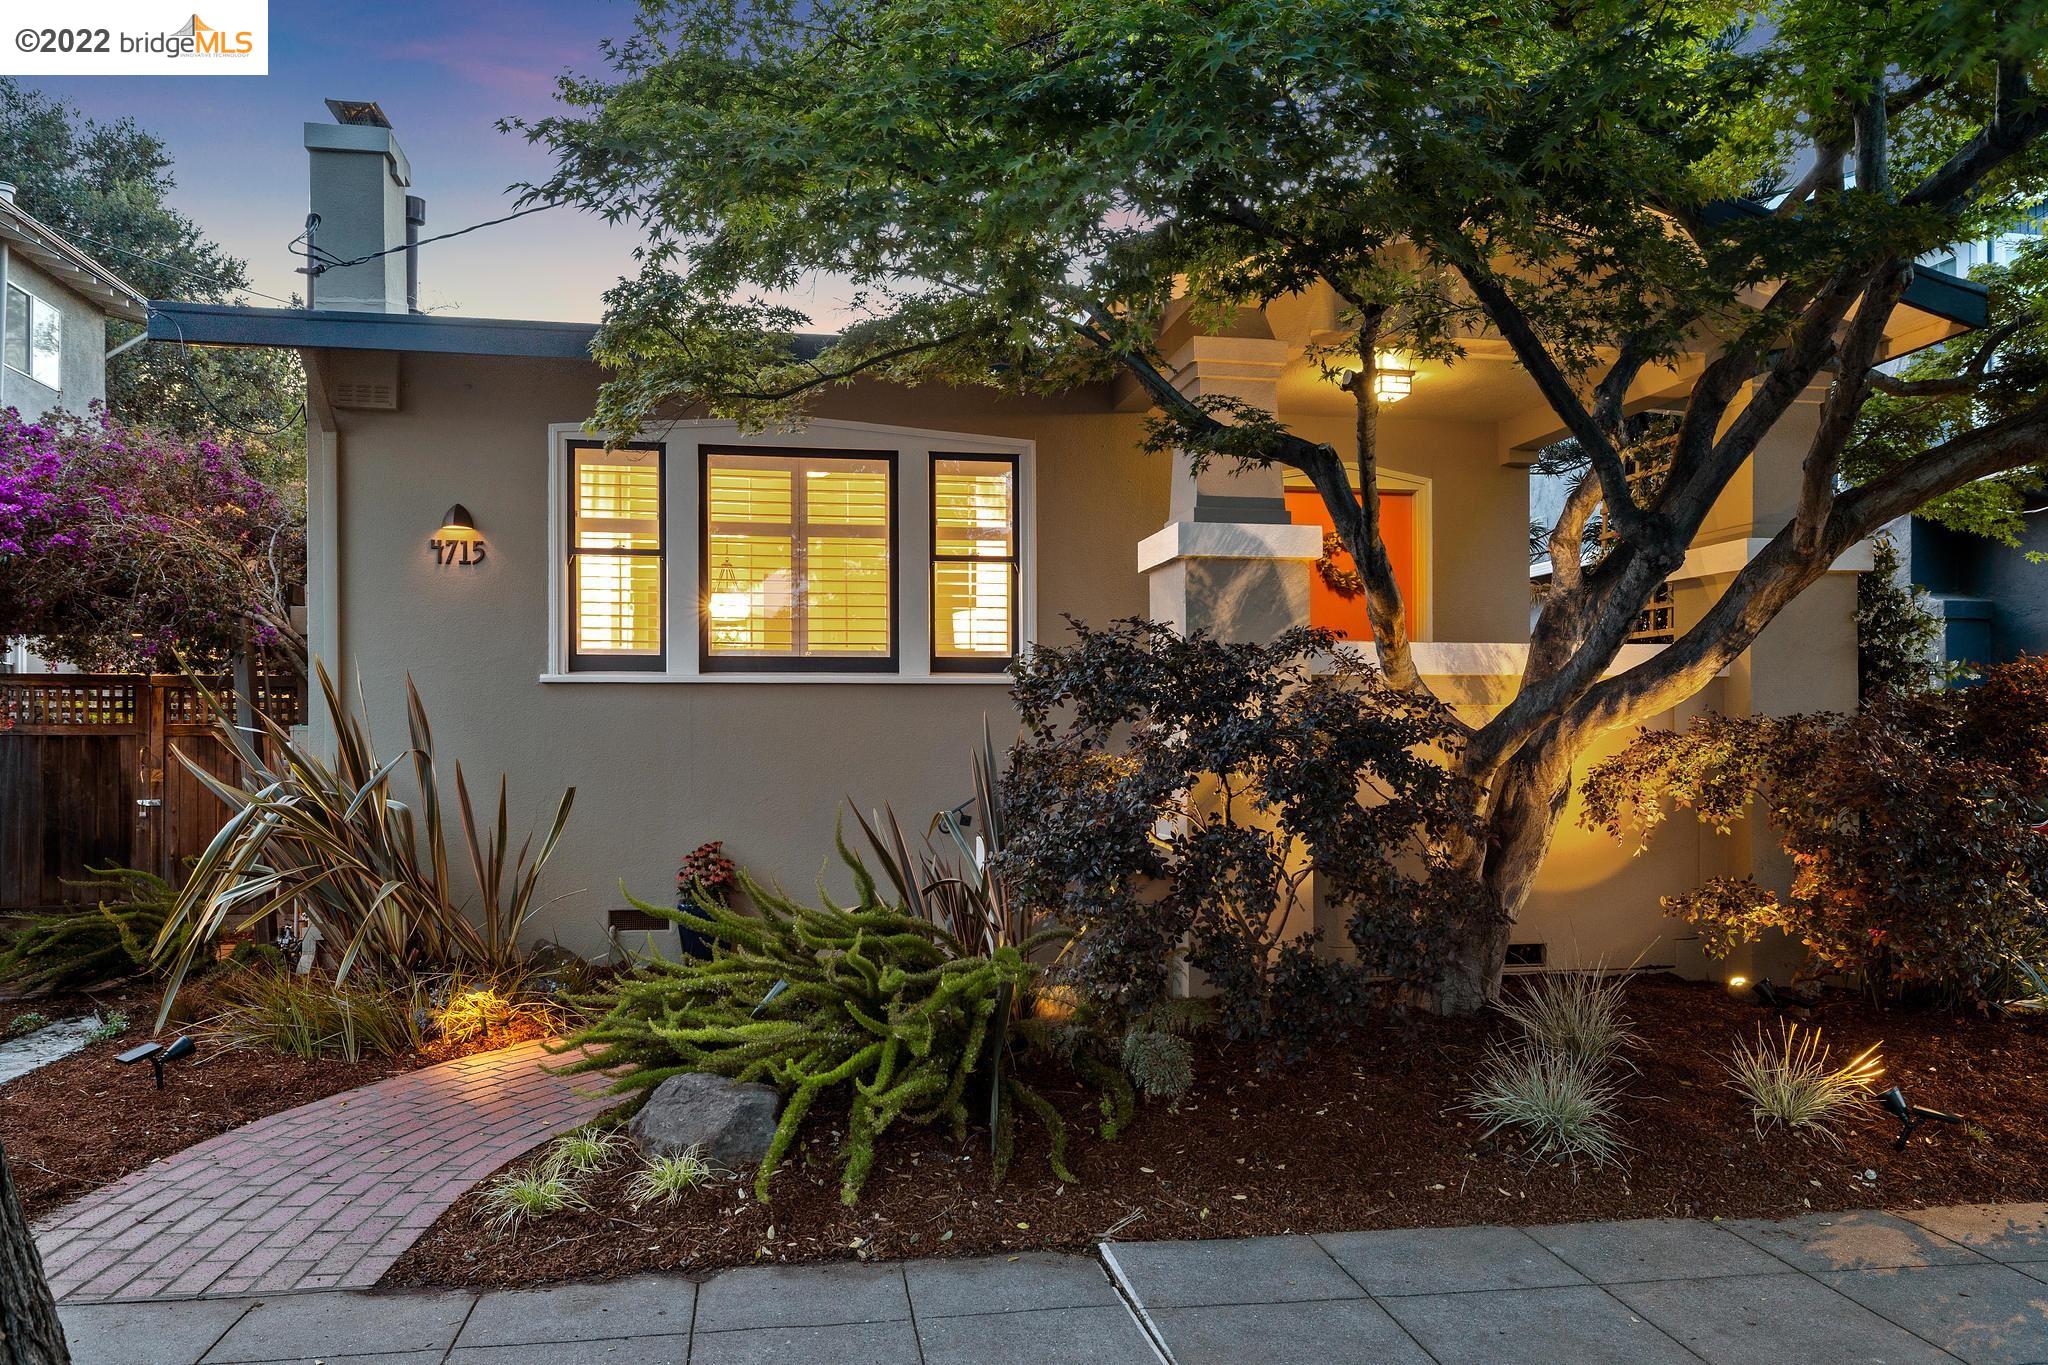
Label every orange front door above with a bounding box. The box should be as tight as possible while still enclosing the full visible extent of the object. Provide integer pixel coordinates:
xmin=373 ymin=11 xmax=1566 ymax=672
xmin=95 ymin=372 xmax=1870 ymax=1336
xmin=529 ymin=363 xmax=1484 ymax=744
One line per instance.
xmin=1284 ymin=488 xmax=1416 ymax=644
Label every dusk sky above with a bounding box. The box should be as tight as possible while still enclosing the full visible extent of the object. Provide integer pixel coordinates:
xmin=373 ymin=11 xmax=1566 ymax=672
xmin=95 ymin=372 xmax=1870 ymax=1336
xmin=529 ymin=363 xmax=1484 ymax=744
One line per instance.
xmin=24 ymin=0 xmax=756 ymax=323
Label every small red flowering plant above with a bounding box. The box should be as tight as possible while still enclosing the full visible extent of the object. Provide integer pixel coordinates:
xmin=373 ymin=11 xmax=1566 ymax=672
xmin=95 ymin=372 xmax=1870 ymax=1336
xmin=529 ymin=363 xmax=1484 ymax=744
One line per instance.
xmin=678 ymin=840 xmax=738 ymax=904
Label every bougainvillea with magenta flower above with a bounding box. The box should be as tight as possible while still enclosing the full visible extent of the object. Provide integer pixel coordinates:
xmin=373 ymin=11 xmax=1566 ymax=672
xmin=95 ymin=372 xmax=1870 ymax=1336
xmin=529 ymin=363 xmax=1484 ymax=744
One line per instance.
xmin=0 ymin=404 xmax=304 ymax=670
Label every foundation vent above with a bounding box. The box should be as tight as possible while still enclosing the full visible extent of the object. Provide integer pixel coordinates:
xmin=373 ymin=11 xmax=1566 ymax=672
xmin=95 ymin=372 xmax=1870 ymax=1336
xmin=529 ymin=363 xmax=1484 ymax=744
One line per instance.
xmin=1503 ymin=942 xmax=1548 ymax=970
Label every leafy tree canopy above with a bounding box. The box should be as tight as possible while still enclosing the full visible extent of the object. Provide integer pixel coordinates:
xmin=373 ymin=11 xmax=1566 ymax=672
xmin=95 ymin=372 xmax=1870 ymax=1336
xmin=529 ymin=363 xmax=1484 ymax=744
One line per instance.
xmin=522 ymin=0 xmax=2048 ymax=1007
xmin=527 ymin=0 xmax=2046 ymax=438
xmin=0 ymin=78 xmax=303 ymax=487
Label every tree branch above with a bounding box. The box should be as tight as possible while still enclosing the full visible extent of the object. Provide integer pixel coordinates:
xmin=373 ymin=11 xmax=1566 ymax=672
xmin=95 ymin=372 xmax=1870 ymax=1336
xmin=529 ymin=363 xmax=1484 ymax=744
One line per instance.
xmin=1775 ymin=140 xmax=1848 ymax=216
xmin=1565 ymin=397 xmax=2048 ymax=746
xmin=1332 ymin=309 xmax=1432 ymax=695
xmin=1904 ymin=64 xmax=2048 ymax=212
xmin=1446 ymin=256 xmax=1668 ymax=553
xmin=1866 ymin=319 xmax=2020 ymax=399
xmin=1795 ymin=259 xmax=1913 ymax=551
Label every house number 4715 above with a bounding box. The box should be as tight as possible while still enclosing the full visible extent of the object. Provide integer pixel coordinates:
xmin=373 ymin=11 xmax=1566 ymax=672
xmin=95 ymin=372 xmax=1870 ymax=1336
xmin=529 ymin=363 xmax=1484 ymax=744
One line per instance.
xmin=430 ymin=538 xmax=488 ymax=567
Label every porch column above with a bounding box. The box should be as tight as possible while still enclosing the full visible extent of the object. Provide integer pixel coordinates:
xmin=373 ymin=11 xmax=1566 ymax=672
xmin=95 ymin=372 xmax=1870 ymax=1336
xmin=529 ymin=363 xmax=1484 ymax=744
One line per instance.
xmin=1137 ymin=334 xmax=1322 ymax=642
xmin=1677 ymin=391 xmax=1869 ymax=984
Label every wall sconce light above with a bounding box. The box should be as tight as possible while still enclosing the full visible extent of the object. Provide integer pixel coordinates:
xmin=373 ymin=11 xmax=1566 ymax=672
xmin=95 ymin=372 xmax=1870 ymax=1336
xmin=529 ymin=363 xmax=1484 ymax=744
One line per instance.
xmin=1373 ymin=350 xmax=1414 ymax=404
xmin=430 ymin=503 xmax=488 ymax=567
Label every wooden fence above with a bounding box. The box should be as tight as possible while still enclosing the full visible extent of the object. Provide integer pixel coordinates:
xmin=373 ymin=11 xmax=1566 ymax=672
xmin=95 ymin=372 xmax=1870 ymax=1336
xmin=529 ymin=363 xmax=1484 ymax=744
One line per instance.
xmin=0 ymin=672 xmax=304 ymax=912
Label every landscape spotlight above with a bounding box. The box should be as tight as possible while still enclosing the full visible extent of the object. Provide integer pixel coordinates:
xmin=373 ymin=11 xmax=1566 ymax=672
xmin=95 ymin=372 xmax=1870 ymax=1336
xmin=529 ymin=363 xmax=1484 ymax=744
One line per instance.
xmin=116 ymin=1034 xmax=198 ymax=1089
xmin=1879 ymin=1086 xmax=1964 ymax=1151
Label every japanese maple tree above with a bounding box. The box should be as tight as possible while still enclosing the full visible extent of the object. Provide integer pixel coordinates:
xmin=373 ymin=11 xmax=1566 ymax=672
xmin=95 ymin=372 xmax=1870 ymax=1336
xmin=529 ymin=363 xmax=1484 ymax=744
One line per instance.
xmin=524 ymin=0 xmax=2048 ymax=1009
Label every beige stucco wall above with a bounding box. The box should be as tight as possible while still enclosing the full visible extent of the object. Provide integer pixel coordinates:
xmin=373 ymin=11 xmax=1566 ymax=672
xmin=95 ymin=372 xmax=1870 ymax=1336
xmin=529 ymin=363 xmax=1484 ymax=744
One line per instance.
xmin=318 ymin=350 xmax=1161 ymax=955
xmin=312 ymin=344 xmax=1840 ymax=979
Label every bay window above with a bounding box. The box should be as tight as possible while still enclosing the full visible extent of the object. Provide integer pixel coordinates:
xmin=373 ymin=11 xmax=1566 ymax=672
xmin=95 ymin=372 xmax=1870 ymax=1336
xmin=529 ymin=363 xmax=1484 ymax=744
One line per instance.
xmin=547 ymin=421 xmax=1028 ymax=681
xmin=567 ymin=441 xmax=665 ymax=670
xmin=701 ymin=449 xmax=896 ymax=671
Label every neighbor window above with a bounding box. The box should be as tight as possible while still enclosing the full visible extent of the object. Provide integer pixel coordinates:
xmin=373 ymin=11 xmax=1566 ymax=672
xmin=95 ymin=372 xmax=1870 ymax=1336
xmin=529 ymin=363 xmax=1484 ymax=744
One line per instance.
xmin=702 ymin=449 xmax=895 ymax=671
xmin=931 ymin=455 xmax=1018 ymax=669
xmin=567 ymin=441 xmax=665 ymax=671
xmin=3 ymin=284 xmax=60 ymax=390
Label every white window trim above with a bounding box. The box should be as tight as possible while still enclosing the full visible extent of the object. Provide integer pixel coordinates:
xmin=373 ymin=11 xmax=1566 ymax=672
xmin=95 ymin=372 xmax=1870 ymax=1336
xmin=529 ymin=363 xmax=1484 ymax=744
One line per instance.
xmin=543 ymin=417 xmax=1036 ymax=683
xmin=3 ymin=279 xmax=61 ymax=392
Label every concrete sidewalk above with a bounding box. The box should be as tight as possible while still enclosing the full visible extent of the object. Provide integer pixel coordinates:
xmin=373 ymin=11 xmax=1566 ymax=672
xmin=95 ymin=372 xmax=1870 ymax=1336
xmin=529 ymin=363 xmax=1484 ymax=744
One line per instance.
xmin=52 ymin=1202 xmax=2048 ymax=1364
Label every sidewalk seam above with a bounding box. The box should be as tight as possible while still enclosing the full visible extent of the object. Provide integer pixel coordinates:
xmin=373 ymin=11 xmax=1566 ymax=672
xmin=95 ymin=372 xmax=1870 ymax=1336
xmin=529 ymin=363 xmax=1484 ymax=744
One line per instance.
xmin=1093 ymin=1242 xmax=1178 ymax=1365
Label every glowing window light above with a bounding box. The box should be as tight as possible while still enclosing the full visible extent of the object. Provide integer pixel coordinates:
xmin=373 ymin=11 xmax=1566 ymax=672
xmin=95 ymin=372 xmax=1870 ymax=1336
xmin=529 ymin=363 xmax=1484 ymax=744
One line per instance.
xmin=568 ymin=443 xmax=664 ymax=669
xmin=703 ymin=453 xmax=891 ymax=663
xmin=932 ymin=457 xmax=1017 ymax=668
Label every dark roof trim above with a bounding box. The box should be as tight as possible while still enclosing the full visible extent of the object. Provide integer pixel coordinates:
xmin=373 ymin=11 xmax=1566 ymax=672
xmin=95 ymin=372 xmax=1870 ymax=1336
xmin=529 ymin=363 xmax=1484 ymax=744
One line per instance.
xmin=1902 ymin=265 xmax=1988 ymax=330
xmin=149 ymin=299 xmax=843 ymax=362
xmin=1700 ymin=197 xmax=1988 ymax=329
xmin=148 ymin=300 xmax=601 ymax=358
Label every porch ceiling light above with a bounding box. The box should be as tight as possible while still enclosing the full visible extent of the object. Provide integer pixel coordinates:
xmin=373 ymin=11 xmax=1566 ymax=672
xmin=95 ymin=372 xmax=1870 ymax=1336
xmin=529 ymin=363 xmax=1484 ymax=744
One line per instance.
xmin=1372 ymin=350 xmax=1414 ymax=404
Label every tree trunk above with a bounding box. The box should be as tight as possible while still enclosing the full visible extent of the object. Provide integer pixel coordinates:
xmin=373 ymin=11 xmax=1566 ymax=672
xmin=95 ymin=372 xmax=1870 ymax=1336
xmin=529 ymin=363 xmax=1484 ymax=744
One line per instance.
xmin=1434 ymin=738 xmax=1577 ymax=1014
xmin=0 ymin=1138 xmax=69 ymax=1365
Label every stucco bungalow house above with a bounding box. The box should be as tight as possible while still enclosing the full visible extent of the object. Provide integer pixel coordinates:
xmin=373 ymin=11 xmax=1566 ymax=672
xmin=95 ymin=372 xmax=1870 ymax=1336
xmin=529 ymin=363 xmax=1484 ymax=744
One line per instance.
xmin=146 ymin=103 xmax=1988 ymax=979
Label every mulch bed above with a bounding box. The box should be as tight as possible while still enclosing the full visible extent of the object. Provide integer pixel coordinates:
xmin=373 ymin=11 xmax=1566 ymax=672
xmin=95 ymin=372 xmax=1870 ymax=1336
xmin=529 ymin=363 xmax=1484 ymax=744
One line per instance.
xmin=0 ymin=981 xmax=553 ymax=1221
xmin=386 ymin=974 xmax=2048 ymax=1291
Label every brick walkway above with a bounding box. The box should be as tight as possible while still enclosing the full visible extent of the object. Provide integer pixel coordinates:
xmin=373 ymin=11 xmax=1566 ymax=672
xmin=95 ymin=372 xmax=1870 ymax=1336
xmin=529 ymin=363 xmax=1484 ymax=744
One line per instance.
xmin=33 ymin=1039 xmax=612 ymax=1303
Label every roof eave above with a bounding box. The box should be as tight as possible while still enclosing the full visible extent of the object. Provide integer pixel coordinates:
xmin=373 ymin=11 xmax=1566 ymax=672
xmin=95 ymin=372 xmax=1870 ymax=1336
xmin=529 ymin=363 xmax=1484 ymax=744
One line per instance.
xmin=0 ymin=203 xmax=147 ymax=324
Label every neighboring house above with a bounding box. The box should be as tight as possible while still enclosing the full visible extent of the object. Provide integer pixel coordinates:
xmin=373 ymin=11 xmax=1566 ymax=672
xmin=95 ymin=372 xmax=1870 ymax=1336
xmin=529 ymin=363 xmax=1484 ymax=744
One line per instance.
xmin=0 ymin=181 xmax=149 ymax=673
xmin=147 ymin=103 xmax=1988 ymax=978
xmin=1892 ymin=509 xmax=2048 ymax=669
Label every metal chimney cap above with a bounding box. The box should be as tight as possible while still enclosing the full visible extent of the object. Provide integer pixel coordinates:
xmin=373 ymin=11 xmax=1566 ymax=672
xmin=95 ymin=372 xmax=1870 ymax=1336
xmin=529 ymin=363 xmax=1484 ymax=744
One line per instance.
xmin=324 ymin=98 xmax=391 ymax=128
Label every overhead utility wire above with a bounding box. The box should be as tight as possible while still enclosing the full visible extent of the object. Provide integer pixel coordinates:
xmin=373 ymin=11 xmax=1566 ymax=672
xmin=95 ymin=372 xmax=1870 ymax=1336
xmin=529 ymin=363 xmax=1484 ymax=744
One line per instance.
xmin=61 ymin=228 xmax=299 ymax=307
xmin=293 ymin=200 xmax=565 ymax=274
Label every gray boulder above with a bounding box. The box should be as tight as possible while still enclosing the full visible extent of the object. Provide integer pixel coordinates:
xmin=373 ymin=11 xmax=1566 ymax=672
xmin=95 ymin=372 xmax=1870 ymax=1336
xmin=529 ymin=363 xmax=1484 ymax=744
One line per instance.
xmin=628 ymin=1071 xmax=781 ymax=1164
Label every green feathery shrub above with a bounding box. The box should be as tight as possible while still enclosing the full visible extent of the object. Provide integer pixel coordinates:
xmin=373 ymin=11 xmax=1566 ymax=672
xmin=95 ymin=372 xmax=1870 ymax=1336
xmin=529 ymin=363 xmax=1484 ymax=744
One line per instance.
xmin=558 ymin=854 xmax=1113 ymax=1204
xmin=0 ymin=866 xmax=182 ymax=995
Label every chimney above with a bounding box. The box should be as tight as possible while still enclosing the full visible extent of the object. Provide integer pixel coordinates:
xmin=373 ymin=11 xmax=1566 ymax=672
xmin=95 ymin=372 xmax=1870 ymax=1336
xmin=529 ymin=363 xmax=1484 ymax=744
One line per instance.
xmin=0 ymin=183 xmax=15 ymax=206
xmin=304 ymin=99 xmax=412 ymax=313
xmin=405 ymin=195 xmax=427 ymax=313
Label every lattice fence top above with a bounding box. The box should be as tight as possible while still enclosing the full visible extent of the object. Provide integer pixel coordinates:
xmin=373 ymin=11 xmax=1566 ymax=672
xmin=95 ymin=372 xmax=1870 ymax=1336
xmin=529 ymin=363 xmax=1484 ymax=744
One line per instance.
xmin=0 ymin=672 xmax=306 ymax=731
xmin=0 ymin=675 xmax=141 ymax=729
